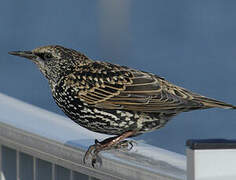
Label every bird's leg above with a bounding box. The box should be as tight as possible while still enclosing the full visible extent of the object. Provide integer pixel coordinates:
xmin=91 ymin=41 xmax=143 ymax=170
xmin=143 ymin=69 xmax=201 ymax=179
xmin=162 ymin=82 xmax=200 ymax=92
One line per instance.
xmin=95 ymin=132 xmax=136 ymax=151
xmin=83 ymin=131 xmax=136 ymax=167
xmin=95 ymin=138 xmax=136 ymax=151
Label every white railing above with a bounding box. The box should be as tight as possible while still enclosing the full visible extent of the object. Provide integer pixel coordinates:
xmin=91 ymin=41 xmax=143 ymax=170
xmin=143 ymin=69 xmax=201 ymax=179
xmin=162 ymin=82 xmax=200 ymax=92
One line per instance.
xmin=0 ymin=93 xmax=186 ymax=180
xmin=186 ymin=139 xmax=236 ymax=180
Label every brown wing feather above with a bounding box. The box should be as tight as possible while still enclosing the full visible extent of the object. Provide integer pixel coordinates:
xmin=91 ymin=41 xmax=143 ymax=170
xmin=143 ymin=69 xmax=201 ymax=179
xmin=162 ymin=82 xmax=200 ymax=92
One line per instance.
xmin=104 ymin=72 xmax=205 ymax=112
xmin=67 ymin=61 xmax=235 ymax=112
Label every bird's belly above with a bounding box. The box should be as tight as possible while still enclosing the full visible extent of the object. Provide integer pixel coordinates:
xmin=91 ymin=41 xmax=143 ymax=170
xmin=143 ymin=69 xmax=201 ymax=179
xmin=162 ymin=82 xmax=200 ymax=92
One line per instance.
xmin=52 ymin=93 xmax=169 ymax=135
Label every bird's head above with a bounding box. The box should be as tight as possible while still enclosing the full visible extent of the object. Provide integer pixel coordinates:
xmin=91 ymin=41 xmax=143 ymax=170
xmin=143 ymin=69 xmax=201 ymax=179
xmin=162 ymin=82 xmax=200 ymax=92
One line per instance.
xmin=9 ymin=45 xmax=90 ymax=85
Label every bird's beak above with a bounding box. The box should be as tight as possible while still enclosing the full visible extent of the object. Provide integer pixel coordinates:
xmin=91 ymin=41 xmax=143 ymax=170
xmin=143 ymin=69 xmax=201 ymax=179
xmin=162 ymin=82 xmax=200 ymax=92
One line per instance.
xmin=8 ymin=51 xmax=37 ymax=60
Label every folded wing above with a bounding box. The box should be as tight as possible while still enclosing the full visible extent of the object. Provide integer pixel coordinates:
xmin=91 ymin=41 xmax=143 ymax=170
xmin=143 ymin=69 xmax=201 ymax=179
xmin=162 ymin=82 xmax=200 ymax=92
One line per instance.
xmin=66 ymin=61 xmax=235 ymax=112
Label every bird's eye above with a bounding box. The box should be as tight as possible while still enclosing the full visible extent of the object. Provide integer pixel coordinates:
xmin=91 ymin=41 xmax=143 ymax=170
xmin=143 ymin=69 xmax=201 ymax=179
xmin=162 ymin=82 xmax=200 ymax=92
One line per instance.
xmin=36 ymin=53 xmax=52 ymax=60
xmin=44 ymin=53 xmax=52 ymax=60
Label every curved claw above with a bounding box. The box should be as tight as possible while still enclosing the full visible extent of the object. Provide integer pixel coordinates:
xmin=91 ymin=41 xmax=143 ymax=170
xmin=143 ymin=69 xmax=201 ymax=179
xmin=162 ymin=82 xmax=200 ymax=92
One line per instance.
xmin=83 ymin=144 xmax=103 ymax=167
xmin=94 ymin=139 xmax=100 ymax=144
xmin=83 ymin=144 xmax=97 ymax=164
xmin=128 ymin=140 xmax=137 ymax=150
xmin=91 ymin=154 xmax=102 ymax=168
xmin=113 ymin=140 xmax=137 ymax=151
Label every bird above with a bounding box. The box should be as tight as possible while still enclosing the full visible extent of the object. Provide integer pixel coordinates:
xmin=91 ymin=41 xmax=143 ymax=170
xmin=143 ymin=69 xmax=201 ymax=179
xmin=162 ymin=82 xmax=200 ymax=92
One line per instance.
xmin=9 ymin=45 xmax=236 ymax=167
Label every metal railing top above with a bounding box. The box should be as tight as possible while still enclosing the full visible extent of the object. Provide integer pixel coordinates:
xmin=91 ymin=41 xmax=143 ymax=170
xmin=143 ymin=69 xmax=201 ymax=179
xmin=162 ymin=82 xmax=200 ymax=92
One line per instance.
xmin=0 ymin=93 xmax=186 ymax=180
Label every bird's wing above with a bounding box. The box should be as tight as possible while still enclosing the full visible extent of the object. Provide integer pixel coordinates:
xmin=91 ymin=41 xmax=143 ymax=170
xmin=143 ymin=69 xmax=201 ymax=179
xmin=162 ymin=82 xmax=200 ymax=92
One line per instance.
xmin=65 ymin=61 xmax=233 ymax=112
xmin=104 ymin=72 xmax=201 ymax=111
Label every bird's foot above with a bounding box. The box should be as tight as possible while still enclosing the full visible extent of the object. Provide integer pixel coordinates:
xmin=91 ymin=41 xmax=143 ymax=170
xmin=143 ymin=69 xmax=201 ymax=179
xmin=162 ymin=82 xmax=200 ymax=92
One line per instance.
xmin=111 ymin=140 xmax=136 ymax=151
xmin=83 ymin=143 xmax=103 ymax=168
xmin=83 ymin=131 xmax=136 ymax=168
xmin=83 ymin=139 xmax=136 ymax=167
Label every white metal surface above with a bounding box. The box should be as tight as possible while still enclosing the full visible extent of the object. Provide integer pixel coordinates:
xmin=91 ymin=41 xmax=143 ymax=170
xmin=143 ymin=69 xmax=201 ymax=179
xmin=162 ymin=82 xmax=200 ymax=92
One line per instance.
xmin=187 ymin=148 xmax=236 ymax=180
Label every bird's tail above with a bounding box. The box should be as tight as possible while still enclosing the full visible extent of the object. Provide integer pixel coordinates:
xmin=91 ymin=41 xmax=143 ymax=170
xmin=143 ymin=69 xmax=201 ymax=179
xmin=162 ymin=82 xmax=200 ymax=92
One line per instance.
xmin=194 ymin=96 xmax=236 ymax=109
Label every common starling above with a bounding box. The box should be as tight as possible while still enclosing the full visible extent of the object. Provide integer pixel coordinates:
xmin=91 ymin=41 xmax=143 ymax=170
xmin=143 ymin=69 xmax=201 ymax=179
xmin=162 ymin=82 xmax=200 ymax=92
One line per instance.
xmin=9 ymin=45 xmax=236 ymax=167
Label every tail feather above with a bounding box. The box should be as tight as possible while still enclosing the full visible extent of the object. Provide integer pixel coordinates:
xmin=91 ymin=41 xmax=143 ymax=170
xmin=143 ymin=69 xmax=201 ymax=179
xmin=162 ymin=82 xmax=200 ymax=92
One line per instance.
xmin=194 ymin=96 xmax=236 ymax=109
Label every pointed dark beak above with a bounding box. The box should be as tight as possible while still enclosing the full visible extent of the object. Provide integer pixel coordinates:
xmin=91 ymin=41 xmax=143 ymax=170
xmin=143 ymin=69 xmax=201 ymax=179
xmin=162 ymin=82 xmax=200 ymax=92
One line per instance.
xmin=8 ymin=51 xmax=37 ymax=60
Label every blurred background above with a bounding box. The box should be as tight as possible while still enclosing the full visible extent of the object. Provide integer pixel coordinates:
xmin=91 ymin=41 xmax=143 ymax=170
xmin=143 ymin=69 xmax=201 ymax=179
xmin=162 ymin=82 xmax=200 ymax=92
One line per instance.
xmin=1 ymin=0 xmax=236 ymax=154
